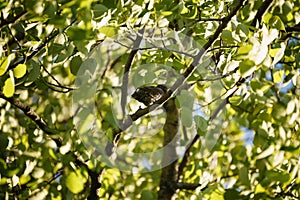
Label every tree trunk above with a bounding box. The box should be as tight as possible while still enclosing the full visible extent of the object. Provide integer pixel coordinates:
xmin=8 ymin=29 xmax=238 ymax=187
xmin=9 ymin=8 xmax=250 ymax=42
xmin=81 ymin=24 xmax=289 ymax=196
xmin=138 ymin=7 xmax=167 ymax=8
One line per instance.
xmin=158 ymin=98 xmax=179 ymax=200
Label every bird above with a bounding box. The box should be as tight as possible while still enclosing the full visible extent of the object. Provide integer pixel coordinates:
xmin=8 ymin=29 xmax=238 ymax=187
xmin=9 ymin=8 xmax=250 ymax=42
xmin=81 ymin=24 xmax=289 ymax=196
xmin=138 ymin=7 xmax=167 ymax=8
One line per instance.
xmin=131 ymin=84 xmax=168 ymax=106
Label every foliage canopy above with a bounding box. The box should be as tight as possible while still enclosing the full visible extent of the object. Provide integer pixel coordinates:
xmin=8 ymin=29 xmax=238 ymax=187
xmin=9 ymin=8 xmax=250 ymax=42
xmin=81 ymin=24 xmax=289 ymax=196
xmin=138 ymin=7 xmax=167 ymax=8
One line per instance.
xmin=0 ymin=0 xmax=300 ymax=199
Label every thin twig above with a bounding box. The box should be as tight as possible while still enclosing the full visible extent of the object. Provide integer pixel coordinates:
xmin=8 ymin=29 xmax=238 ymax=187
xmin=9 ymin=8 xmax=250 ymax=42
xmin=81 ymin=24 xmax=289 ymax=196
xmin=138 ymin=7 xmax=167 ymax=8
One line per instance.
xmin=41 ymin=64 xmax=76 ymax=92
xmin=8 ymin=18 xmax=77 ymax=70
xmin=120 ymin=27 xmax=145 ymax=117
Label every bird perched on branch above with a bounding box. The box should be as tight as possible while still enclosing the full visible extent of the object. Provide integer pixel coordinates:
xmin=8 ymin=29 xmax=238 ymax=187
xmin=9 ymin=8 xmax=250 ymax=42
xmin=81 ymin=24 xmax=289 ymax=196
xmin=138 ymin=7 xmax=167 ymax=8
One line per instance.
xmin=131 ymin=84 xmax=168 ymax=106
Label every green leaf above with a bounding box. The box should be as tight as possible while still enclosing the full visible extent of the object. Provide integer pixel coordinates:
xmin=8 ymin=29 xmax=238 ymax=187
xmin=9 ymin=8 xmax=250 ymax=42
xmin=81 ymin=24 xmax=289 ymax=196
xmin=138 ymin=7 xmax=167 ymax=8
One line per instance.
xmin=237 ymin=24 xmax=249 ymax=37
xmin=221 ymin=30 xmax=234 ymax=44
xmin=27 ymin=62 xmax=40 ymax=82
xmin=144 ymin=71 xmax=156 ymax=83
xmin=3 ymin=75 xmax=15 ymax=97
xmin=140 ymin=190 xmax=154 ymax=200
xmin=92 ymin=4 xmax=108 ymax=19
xmin=194 ymin=115 xmax=208 ymax=133
xmin=70 ymin=56 xmax=82 ymax=75
xmin=239 ymin=167 xmax=250 ymax=187
xmin=13 ymin=64 xmax=27 ymax=78
xmin=237 ymin=44 xmax=252 ymax=55
xmin=224 ymin=189 xmax=242 ymax=200
xmin=271 ymin=104 xmax=286 ymax=119
xmin=177 ymin=90 xmax=194 ymax=108
xmin=239 ymin=59 xmax=256 ymax=78
xmin=65 ymin=170 xmax=87 ymax=194
xmin=67 ymin=27 xmax=94 ymax=40
xmin=181 ymin=107 xmax=193 ymax=127
xmin=269 ymin=171 xmax=290 ymax=183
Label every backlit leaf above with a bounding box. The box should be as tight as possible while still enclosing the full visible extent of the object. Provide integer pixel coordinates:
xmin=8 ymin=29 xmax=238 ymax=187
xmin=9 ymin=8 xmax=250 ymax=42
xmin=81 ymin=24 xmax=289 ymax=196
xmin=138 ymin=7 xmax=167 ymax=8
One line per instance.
xmin=13 ymin=64 xmax=27 ymax=78
xmin=0 ymin=55 xmax=13 ymax=76
xmin=99 ymin=26 xmax=117 ymax=37
xmin=65 ymin=170 xmax=86 ymax=194
xmin=273 ymin=70 xmax=284 ymax=83
xmin=3 ymin=75 xmax=15 ymax=97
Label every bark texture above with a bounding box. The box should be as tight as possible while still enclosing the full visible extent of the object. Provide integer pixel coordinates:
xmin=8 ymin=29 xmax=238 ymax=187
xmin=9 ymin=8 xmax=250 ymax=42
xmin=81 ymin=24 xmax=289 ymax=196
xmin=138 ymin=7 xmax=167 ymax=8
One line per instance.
xmin=158 ymin=97 xmax=179 ymax=200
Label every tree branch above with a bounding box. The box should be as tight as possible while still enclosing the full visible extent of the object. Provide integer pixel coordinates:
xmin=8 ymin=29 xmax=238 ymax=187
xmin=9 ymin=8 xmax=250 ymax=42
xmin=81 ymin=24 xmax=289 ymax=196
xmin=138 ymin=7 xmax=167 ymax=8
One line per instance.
xmin=250 ymin=0 xmax=274 ymax=27
xmin=175 ymin=0 xmax=246 ymax=183
xmin=74 ymin=158 xmax=102 ymax=200
xmin=0 ymin=10 xmax=27 ymax=30
xmin=286 ymin=23 xmax=300 ymax=33
xmin=0 ymin=92 xmax=61 ymax=146
xmin=106 ymin=0 xmax=246 ymax=156
xmin=176 ymin=182 xmax=202 ymax=190
xmin=120 ymin=28 xmax=145 ymax=117
xmin=158 ymin=98 xmax=179 ymax=200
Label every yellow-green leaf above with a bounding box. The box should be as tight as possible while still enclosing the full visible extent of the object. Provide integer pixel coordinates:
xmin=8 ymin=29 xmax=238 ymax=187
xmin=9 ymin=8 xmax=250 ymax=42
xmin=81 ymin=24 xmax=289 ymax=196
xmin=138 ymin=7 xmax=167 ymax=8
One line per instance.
xmin=99 ymin=26 xmax=117 ymax=37
xmin=272 ymin=43 xmax=286 ymax=65
xmin=273 ymin=70 xmax=284 ymax=83
xmin=0 ymin=56 xmax=11 ymax=76
xmin=237 ymin=44 xmax=252 ymax=55
xmin=65 ymin=170 xmax=86 ymax=194
xmin=3 ymin=77 xmax=15 ymax=97
xmin=13 ymin=64 xmax=27 ymax=78
xmin=180 ymin=6 xmax=189 ymax=14
xmin=255 ymin=183 xmax=265 ymax=194
xmin=269 ymin=48 xmax=280 ymax=57
xmin=160 ymin=11 xmax=173 ymax=16
xmin=270 ymin=16 xmax=285 ymax=31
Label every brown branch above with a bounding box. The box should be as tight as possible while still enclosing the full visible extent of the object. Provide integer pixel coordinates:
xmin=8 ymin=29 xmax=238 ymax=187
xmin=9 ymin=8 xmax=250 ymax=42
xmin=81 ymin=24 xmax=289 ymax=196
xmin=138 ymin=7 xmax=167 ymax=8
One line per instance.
xmin=0 ymin=10 xmax=27 ymax=30
xmin=250 ymin=0 xmax=274 ymax=27
xmin=286 ymin=23 xmax=300 ymax=33
xmin=176 ymin=182 xmax=201 ymax=190
xmin=207 ymin=45 xmax=240 ymax=52
xmin=0 ymin=92 xmax=62 ymax=146
xmin=74 ymin=158 xmax=102 ymax=200
xmin=178 ymin=0 xmax=246 ymax=85
xmin=199 ymin=17 xmax=223 ymax=22
xmin=41 ymin=64 xmax=76 ymax=93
